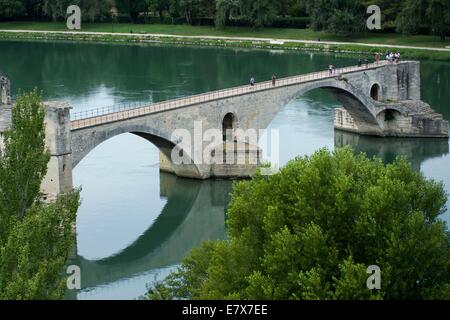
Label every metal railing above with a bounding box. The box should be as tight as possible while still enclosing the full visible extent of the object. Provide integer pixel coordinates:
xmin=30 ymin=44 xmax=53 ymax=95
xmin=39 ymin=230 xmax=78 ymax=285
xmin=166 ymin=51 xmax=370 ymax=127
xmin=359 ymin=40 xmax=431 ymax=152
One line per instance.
xmin=70 ymin=60 xmax=391 ymax=130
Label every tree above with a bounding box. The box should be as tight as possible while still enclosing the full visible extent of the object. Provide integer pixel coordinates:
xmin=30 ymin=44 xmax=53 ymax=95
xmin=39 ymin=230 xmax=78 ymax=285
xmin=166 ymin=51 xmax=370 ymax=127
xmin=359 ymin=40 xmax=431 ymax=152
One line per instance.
xmin=427 ymin=0 xmax=450 ymax=41
xmin=144 ymin=148 xmax=450 ymax=300
xmin=116 ymin=0 xmax=148 ymax=22
xmin=0 ymin=89 xmax=49 ymax=225
xmin=239 ymin=0 xmax=277 ymax=28
xmin=0 ymin=89 xmax=80 ymax=299
xmin=42 ymin=0 xmax=114 ymax=22
xmin=360 ymin=0 xmax=402 ymax=31
xmin=215 ymin=0 xmax=239 ymax=28
xmin=0 ymin=193 xmax=79 ymax=299
xmin=175 ymin=0 xmax=215 ymax=25
xmin=148 ymin=0 xmax=170 ymax=20
xmin=42 ymin=0 xmax=71 ymax=21
xmin=0 ymin=0 xmax=26 ymax=19
xmin=306 ymin=0 xmax=366 ymax=35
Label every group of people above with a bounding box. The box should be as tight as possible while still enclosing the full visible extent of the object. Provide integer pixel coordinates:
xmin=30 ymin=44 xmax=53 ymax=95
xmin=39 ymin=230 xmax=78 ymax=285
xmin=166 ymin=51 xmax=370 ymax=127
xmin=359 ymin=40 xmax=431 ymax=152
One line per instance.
xmin=386 ymin=51 xmax=401 ymax=63
xmin=249 ymin=49 xmax=402 ymax=87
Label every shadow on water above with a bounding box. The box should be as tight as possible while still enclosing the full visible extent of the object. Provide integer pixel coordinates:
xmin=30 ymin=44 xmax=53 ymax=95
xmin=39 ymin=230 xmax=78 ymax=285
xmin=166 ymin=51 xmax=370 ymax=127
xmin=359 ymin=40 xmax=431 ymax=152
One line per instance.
xmin=66 ymin=172 xmax=231 ymax=294
xmin=335 ymin=130 xmax=450 ymax=170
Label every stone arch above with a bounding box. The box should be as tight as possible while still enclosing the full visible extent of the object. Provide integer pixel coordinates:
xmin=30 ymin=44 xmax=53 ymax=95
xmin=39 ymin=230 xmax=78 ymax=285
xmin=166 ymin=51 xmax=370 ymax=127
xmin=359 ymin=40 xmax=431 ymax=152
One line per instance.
xmin=370 ymin=83 xmax=381 ymax=101
xmin=71 ymin=124 xmax=202 ymax=178
xmin=376 ymin=108 xmax=403 ymax=123
xmin=251 ymin=78 xmax=383 ymax=137
xmin=295 ymin=80 xmax=381 ymax=134
xmin=222 ymin=112 xmax=236 ymax=141
xmin=293 ymin=79 xmax=378 ymax=122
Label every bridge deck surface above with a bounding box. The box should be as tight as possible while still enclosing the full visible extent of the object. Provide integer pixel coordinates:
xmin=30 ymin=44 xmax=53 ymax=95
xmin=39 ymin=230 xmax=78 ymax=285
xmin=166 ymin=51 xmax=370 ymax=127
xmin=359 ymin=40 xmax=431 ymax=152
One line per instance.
xmin=71 ymin=60 xmax=392 ymax=130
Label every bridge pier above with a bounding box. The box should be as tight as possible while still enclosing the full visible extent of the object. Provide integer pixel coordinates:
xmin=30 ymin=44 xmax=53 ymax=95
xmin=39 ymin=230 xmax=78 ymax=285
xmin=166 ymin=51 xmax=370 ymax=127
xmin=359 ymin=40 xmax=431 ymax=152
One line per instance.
xmin=334 ymin=99 xmax=449 ymax=138
xmin=41 ymin=101 xmax=73 ymax=200
xmin=159 ymin=141 xmax=261 ymax=179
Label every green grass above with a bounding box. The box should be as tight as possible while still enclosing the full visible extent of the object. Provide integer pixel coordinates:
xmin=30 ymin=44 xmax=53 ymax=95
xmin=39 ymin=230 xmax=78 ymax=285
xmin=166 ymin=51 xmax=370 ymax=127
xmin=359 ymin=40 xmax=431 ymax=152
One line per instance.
xmin=0 ymin=21 xmax=449 ymax=48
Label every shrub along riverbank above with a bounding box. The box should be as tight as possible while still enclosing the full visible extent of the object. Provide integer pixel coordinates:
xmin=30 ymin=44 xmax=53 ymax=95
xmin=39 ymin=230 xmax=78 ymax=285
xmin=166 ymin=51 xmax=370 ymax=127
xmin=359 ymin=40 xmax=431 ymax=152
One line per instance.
xmin=1 ymin=29 xmax=450 ymax=62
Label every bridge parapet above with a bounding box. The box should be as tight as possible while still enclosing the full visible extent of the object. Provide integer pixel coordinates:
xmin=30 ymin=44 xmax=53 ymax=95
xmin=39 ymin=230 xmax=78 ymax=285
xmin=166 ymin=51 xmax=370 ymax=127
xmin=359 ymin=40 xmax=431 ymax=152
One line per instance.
xmin=70 ymin=61 xmax=393 ymax=130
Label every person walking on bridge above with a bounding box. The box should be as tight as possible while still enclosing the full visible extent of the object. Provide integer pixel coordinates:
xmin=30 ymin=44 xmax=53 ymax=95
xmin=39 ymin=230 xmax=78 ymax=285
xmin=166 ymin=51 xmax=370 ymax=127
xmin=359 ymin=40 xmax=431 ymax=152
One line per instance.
xmin=272 ymin=74 xmax=277 ymax=86
xmin=250 ymin=76 xmax=255 ymax=87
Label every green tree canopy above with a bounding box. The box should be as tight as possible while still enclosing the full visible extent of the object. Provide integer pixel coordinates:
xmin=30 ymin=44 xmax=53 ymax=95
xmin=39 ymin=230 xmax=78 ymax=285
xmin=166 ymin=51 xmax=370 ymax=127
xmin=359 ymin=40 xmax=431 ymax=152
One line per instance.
xmin=306 ymin=0 xmax=366 ymax=35
xmin=0 ymin=89 xmax=79 ymax=299
xmin=145 ymin=148 xmax=450 ymax=300
xmin=0 ymin=0 xmax=25 ymax=19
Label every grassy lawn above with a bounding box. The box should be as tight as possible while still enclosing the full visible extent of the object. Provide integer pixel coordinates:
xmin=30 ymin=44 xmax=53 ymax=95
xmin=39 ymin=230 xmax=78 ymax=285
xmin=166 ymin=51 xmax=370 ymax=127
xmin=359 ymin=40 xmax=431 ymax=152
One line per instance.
xmin=0 ymin=21 xmax=449 ymax=49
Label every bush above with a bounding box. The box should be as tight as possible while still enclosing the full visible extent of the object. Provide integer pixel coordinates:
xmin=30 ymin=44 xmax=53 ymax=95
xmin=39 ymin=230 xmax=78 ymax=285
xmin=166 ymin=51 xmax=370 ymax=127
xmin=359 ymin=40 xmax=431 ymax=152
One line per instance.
xmin=144 ymin=148 xmax=450 ymax=300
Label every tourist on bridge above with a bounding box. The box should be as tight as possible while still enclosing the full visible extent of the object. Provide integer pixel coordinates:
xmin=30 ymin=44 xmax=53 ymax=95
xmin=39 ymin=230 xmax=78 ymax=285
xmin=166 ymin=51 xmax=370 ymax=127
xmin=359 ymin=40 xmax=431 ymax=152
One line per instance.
xmin=387 ymin=52 xmax=394 ymax=63
xmin=328 ymin=64 xmax=333 ymax=75
xmin=250 ymin=76 xmax=255 ymax=86
xmin=375 ymin=52 xmax=380 ymax=65
xmin=272 ymin=74 xmax=277 ymax=86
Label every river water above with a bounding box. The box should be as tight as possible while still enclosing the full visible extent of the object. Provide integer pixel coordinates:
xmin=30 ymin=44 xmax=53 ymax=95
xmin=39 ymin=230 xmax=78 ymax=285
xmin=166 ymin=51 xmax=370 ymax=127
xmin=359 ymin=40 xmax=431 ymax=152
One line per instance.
xmin=0 ymin=40 xmax=448 ymax=299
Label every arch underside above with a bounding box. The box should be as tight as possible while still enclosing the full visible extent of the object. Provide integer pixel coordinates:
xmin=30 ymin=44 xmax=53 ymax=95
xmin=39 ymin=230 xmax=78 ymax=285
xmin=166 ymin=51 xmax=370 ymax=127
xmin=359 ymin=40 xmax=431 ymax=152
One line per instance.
xmin=282 ymin=81 xmax=383 ymax=136
xmin=324 ymin=87 xmax=379 ymax=126
xmin=71 ymin=125 xmax=202 ymax=177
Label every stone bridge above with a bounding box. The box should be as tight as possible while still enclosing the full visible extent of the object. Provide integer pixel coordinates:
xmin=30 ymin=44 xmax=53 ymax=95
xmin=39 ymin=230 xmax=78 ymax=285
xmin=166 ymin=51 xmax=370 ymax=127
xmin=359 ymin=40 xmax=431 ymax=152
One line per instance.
xmin=1 ymin=61 xmax=448 ymax=199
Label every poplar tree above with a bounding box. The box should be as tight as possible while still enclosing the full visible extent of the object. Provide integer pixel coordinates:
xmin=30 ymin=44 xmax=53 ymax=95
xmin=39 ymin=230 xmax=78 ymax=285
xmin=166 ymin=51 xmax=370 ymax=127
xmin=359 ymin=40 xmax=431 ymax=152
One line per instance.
xmin=0 ymin=89 xmax=80 ymax=300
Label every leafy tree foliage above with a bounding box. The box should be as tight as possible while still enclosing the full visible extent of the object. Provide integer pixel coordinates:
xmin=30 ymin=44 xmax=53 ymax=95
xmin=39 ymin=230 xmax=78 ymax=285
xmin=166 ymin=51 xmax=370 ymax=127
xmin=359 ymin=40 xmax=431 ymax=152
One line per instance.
xmin=215 ymin=0 xmax=239 ymax=28
xmin=116 ymin=0 xmax=147 ymax=22
xmin=0 ymin=0 xmax=25 ymax=19
xmin=0 ymin=89 xmax=80 ymax=299
xmin=0 ymin=89 xmax=49 ymax=225
xmin=427 ymin=0 xmax=450 ymax=41
xmin=239 ymin=0 xmax=277 ymax=28
xmin=148 ymin=0 xmax=170 ymax=20
xmin=396 ymin=0 xmax=428 ymax=35
xmin=0 ymin=194 xmax=79 ymax=299
xmin=306 ymin=0 xmax=366 ymax=35
xmin=42 ymin=0 xmax=114 ymax=21
xmin=144 ymin=148 xmax=450 ymax=300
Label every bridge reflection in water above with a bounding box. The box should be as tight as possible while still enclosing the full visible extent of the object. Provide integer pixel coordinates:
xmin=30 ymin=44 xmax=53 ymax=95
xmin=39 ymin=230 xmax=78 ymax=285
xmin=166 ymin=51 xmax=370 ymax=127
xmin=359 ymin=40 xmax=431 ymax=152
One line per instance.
xmin=335 ymin=130 xmax=450 ymax=170
xmin=66 ymin=172 xmax=231 ymax=299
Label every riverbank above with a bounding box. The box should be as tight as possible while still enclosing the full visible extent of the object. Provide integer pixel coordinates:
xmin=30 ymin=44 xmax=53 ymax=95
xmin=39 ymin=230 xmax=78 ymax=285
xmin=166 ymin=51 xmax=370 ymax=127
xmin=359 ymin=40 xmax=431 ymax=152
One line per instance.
xmin=1 ymin=23 xmax=450 ymax=62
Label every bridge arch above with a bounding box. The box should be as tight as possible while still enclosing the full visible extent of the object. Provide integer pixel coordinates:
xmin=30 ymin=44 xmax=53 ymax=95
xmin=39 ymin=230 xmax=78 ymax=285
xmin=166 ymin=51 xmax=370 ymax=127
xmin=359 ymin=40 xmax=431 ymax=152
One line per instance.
xmin=222 ymin=112 xmax=237 ymax=141
xmin=71 ymin=123 xmax=202 ymax=178
xmin=233 ymin=77 xmax=386 ymax=141
xmin=370 ymin=83 xmax=381 ymax=101
xmin=280 ymin=78 xmax=382 ymax=134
